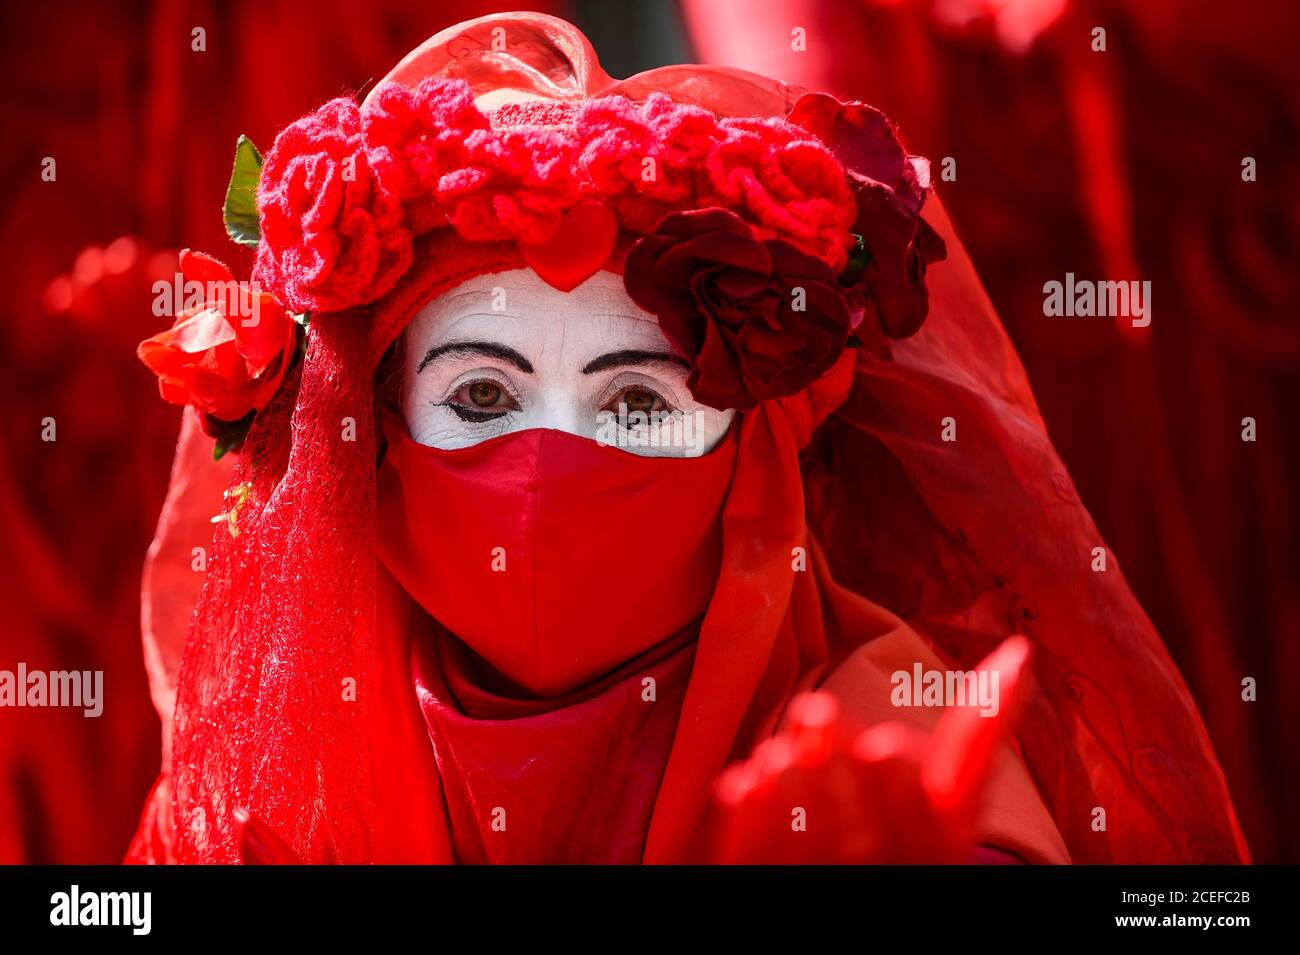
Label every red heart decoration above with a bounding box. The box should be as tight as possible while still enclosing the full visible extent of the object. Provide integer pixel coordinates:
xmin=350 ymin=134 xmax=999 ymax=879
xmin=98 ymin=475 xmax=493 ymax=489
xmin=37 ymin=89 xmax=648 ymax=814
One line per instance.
xmin=519 ymin=200 xmax=619 ymax=292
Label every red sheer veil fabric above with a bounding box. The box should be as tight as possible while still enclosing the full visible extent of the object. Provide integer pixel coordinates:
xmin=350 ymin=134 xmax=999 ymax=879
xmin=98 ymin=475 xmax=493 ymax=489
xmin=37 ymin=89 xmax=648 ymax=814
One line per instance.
xmin=128 ymin=12 xmax=1247 ymax=865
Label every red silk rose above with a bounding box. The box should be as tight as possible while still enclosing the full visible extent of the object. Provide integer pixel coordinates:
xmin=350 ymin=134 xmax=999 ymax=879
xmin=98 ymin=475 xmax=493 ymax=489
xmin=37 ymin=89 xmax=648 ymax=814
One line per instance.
xmin=137 ymin=250 xmax=296 ymax=424
xmin=787 ymin=92 xmax=947 ymax=339
xmin=625 ymin=208 xmax=863 ymax=411
xmin=254 ymin=98 xmax=413 ymax=313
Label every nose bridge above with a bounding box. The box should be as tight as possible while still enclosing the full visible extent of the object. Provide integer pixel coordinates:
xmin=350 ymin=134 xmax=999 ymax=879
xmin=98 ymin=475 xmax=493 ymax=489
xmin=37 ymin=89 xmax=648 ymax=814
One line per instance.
xmin=529 ymin=385 xmax=592 ymax=439
xmin=528 ymin=310 xmax=597 ymax=440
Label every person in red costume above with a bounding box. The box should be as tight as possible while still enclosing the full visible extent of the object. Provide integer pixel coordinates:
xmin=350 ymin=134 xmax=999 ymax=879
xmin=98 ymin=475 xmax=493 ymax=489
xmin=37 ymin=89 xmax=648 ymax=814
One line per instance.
xmin=127 ymin=12 xmax=1246 ymax=865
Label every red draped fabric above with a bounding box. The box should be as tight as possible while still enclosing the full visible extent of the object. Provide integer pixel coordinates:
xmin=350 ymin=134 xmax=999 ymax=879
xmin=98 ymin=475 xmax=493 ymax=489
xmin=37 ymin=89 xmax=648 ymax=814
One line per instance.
xmin=680 ymin=0 xmax=1298 ymax=863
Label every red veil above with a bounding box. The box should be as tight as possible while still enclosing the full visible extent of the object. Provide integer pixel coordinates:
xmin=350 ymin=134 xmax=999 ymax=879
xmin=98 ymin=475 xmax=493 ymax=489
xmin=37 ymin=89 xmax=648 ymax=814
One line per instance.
xmin=127 ymin=13 xmax=1247 ymax=865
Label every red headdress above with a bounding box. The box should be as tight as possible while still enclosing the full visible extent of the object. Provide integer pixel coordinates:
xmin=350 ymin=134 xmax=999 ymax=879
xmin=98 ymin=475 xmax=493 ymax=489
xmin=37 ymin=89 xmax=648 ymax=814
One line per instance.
xmin=130 ymin=13 xmax=1246 ymax=864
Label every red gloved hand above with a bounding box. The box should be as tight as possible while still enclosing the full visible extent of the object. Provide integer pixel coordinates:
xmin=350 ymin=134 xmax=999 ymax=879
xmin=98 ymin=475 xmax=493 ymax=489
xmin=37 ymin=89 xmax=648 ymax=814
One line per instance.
xmin=709 ymin=636 xmax=1031 ymax=864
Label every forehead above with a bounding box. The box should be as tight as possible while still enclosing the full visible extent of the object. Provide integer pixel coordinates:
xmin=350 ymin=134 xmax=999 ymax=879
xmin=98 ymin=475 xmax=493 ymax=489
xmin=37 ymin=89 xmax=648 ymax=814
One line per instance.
xmin=407 ymin=268 xmax=669 ymax=351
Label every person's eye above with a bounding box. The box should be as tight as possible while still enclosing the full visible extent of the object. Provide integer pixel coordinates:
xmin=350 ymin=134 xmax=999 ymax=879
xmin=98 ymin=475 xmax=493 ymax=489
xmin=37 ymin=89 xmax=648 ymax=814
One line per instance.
xmin=441 ymin=378 xmax=519 ymax=422
xmin=602 ymin=385 xmax=675 ymax=426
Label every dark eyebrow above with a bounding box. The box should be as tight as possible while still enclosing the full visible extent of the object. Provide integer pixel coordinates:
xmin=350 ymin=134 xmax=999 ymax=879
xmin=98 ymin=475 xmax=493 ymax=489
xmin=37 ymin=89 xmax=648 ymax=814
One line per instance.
xmin=417 ymin=341 xmax=534 ymax=374
xmin=581 ymin=349 xmax=690 ymax=375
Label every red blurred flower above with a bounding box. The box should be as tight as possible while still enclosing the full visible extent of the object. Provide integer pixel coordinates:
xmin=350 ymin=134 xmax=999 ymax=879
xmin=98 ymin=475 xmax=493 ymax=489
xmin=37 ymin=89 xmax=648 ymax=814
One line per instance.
xmin=625 ymin=208 xmax=862 ymax=411
xmin=787 ymin=92 xmax=947 ymax=339
xmin=136 ymin=250 xmax=296 ymax=423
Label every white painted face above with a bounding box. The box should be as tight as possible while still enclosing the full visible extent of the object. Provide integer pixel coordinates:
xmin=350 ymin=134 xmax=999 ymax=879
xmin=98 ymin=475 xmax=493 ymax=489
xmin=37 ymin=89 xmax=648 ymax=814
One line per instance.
xmin=399 ymin=268 xmax=736 ymax=457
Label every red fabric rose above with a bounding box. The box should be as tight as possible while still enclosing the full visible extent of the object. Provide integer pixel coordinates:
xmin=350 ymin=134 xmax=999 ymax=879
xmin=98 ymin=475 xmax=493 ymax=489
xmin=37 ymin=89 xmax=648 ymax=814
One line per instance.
xmin=255 ymin=98 xmax=412 ymax=313
xmin=137 ymin=250 xmax=296 ymax=423
xmin=625 ymin=208 xmax=862 ymax=411
xmin=787 ymin=92 xmax=947 ymax=338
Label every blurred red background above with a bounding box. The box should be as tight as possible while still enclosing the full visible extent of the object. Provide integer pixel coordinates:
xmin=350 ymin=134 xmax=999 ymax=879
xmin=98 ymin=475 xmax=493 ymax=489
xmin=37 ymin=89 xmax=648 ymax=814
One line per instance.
xmin=1 ymin=0 xmax=1295 ymax=863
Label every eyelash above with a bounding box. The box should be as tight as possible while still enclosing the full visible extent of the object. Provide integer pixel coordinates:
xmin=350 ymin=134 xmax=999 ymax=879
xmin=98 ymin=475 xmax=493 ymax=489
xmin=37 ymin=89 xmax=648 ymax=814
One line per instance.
xmin=603 ymin=384 xmax=680 ymax=426
xmin=441 ymin=403 xmax=506 ymax=423
xmin=432 ymin=377 xmax=682 ymax=428
xmin=435 ymin=374 xmax=520 ymax=423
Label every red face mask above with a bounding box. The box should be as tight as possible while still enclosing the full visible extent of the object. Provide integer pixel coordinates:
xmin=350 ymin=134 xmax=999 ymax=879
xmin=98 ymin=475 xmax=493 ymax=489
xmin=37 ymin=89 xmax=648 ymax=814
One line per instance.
xmin=376 ymin=409 xmax=739 ymax=697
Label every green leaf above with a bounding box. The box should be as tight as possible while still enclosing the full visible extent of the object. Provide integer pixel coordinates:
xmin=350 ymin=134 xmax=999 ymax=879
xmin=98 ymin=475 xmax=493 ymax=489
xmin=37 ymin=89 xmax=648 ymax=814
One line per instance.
xmin=212 ymin=434 xmax=236 ymax=461
xmin=843 ymin=233 xmax=871 ymax=278
xmin=223 ymin=135 xmax=264 ymax=249
xmin=210 ymin=410 xmax=255 ymax=461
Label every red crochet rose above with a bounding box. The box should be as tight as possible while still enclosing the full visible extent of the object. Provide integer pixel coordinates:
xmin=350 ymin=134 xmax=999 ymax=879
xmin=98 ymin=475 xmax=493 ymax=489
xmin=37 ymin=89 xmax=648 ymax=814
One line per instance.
xmin=702 ymin=116 xmax=858 ymax=272
xmin=576 ymin=93 xmax=721 ymax=234
xmin=137 ymin=250 xmax=296 ymax=423
xmin=247 ymin=81 xmax=938 ymax=326
xmin=441 ymin=124 xmax=582 ymax=244
xmin=255 ymin=98 xmax=412 ymax=313
xmin=363 ymin=79 xmax=489 ymax=235
xmin=625 ymin=208 xmax=863 ymax=411
xmin=787 ymin=92 xmax=947 ymax=338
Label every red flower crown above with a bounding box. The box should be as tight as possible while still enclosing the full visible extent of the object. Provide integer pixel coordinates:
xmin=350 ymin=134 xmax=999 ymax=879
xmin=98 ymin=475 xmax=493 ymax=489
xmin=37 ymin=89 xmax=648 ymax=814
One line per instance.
xmin=139 ymin=78 xmax=945 ymax=446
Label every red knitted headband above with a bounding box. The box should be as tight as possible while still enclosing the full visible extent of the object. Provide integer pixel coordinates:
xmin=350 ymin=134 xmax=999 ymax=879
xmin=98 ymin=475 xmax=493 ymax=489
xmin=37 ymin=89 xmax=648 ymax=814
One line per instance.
xmin=139 ymin=76 xmax=945 ymax=452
